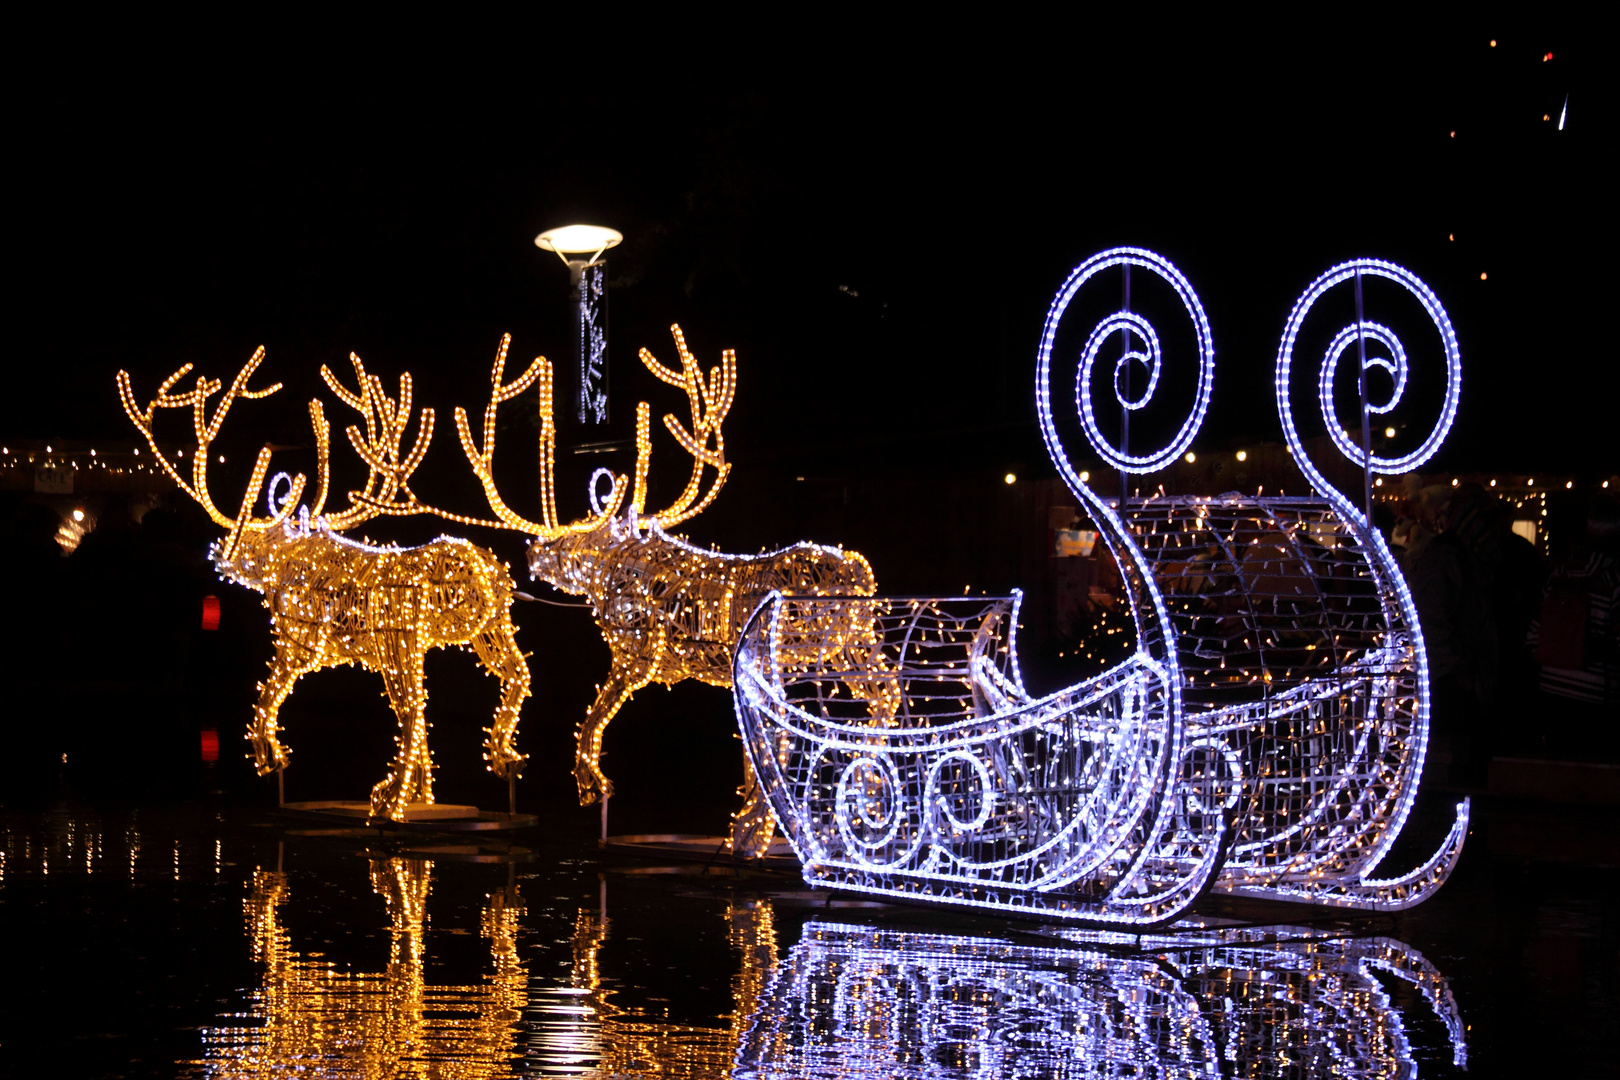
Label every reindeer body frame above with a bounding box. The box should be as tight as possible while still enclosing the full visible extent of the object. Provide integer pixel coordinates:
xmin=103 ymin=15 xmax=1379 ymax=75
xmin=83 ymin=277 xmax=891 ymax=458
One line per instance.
xmin=118 ymin=348 xmax=531 ymax=822
xmin=532 ymin=517 xmax=881 ymax=805
xmin=444 ymin=326 xmax=890 ymax=852
xmin=223 ymin=521 xmax=529 ymax=818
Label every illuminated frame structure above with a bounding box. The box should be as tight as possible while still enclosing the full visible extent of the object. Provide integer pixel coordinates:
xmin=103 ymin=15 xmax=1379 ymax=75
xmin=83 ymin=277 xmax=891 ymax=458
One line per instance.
xmin=118 ymin=351 xmax=532 ymax=822
xmin=734 ymin=248 xmax=1468 ymax=922
xmin=431 ymin=326 xmax=886 ymax=852
xmin=734 ymin=920 xmax=1467 ymax=1077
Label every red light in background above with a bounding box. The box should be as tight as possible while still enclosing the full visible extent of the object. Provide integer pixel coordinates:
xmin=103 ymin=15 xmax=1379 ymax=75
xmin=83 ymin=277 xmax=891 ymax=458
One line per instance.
xmin=201 ymin=594 xmax=220 ymax=631
xmin=1544 ymin=51 xmax=1553 ymax=61
xmin=200 ymin=729 xmax=220 ymax=762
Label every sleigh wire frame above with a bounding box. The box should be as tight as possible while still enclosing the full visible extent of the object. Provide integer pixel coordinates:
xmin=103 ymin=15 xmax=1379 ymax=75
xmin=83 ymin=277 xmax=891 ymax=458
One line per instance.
xmin=733 ymin=593 xmax=1229 ymax=926
xmin=1117 ymin=493 xmax=1469 ymax=907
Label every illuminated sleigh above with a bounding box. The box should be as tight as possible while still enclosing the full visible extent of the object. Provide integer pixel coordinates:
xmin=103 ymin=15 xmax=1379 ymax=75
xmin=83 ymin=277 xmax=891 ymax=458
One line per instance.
xmin=1032 ymin=249 xmax=1469 ymax=910
xmin=734 ymin=248 xmax=1468 ymax=922
xmin=733 ymin=585 xmax=1229 ymax=926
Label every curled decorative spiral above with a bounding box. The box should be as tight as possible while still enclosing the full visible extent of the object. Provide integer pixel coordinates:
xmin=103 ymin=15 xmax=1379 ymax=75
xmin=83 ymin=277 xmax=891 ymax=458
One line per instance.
xmin=1276 ymin=259 xmax=1461 ymax=501
xmin=586 ymin=467 xmax=617 ymax=516
xmin=267 ymin=471 xmax=297 ymax=516
xmin=926 ymin=750 xmax=994 ymax=834
xmin=1037 ymin=247 xmax=1215 ymax=476
xmin=835 ymin=754 xmax=906 ymax=852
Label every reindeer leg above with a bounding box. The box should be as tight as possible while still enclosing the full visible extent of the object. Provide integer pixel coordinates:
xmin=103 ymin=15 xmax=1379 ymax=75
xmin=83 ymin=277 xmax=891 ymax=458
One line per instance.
xmin=248 ymin=622 xmax=321 ymax=776
xmin=471 ymin=620 xmax=531 ymax=780
xmin=575 ymin=646 xmax=660 ymax=806
xmin=730 ymin=752 xmax=777 ymax=857
xmin=371 ymin=638 xmax=431 ymax=822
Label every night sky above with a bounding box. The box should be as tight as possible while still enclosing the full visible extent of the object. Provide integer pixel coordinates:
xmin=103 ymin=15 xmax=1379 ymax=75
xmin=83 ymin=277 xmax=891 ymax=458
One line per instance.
xmin=14 ymin=20 xmax=1608 ymax=531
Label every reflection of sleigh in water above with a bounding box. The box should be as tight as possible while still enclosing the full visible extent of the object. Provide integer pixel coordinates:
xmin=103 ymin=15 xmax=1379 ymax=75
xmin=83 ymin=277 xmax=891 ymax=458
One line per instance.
xmin=733 ymin=248 xmax=1469 ymax=926
xmin=733 ymin=920 xmax=1467 ymax=1078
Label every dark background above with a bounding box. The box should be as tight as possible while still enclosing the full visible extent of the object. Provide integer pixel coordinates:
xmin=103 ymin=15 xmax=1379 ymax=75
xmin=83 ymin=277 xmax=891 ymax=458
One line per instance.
xmin=4 ymin=17 xmax=1610 ymax=817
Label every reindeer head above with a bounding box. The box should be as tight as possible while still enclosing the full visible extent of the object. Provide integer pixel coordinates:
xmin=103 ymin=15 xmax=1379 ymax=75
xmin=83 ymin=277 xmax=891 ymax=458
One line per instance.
xmin=117 ymin=349 xmax=438 ymax=588
xmin=451 ymin=325 xmax=737 ymax=597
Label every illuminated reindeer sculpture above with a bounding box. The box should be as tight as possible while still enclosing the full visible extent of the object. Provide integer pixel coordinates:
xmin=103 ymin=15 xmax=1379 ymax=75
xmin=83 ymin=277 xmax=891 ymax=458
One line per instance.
xmin=439 ymin=326 xmax=889 ymax=851
xmin=117 ymin=349 xmax=531 ymax=822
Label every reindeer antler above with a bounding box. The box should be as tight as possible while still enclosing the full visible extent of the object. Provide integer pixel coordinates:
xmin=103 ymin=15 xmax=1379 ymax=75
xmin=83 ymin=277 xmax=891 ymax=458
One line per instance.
xmin=318 ymin=353 xmax=441 ymax=530
xmin=450 ymin=334 xmax=628 ymax=536
xmin=117 ymin=350 xmax=306 ymax=556
xmin=635 ymin=324 xmax=737 ymax=528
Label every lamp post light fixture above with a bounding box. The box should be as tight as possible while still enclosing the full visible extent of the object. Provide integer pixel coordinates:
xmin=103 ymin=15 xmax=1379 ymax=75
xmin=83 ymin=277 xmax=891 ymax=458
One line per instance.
xmin=536 ymin=225 xmax=623 ymax=426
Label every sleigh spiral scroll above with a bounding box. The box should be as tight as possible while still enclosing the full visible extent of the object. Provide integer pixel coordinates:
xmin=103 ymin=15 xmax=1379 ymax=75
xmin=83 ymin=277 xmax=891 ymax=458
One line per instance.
xmin=1039 ymin=246 xmax=1215 ymax=476
xmin=1277 ymin=258 xmax=1462 ymax=516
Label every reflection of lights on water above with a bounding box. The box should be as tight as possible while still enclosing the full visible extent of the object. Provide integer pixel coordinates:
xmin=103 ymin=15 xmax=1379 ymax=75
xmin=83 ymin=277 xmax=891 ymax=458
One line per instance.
xmin=735 ymin=921 xmax=1468 ymax=1078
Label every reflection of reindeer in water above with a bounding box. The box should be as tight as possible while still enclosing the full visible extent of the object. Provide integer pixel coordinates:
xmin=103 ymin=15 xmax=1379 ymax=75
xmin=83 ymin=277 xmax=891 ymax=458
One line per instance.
xmin=560 ymin=898 xmax=779 ymax=1076
xmin=442 ymin=327 xmax=895 ymax=852
xmin=118 ymin=351 xmax=531 ymax=822
xmin=203 ymin=858 xmax=526 ymax=1078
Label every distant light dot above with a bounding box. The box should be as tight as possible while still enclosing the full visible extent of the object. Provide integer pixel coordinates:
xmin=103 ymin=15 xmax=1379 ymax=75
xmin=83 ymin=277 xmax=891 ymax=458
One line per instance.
xmin=1374 ymin=478 xmax=1384 ymax=487
xmin=1544 ymin=114 xmax=1551 ymax=121
xmin=1566 ymin=480 xmax=1573 ymax=489
xmin=1490 ymin=39 xmax=1497 ymax=47
xmin=1448 ymin=233 xmax=1455 ymax=241
xmin=1003 ymin=472 xmax=1016 ymax=485
xmin=1384 ymin=426 xmax=1396 ymax=438
xmin=218 ymin=455 xmax=226 ymax=463
xmin=1544 ymin=51 xmax=1553 ymax=61
xmin=1184 ymin=452 xmax=1197 ymax=464
xmin=1449 ymin=130 xmax=1456 ymax=138
xmin=1236 ymin=450 xmax=1248 ymax=462
xmin=1480 ymin=272 xmax=1488 ymax=280
xmin=1604 ymin=481 xmax=1611 ymax=489
xmin=73 ymin=509 xmax=85 ymax=522
xmin=1490 ymin=479 xmax=1497 ymax=487
xmin=1452 ymin=478 xmax=1459 ymax=487
xmin=1079 ymin=471 xmax=1090 ymax=482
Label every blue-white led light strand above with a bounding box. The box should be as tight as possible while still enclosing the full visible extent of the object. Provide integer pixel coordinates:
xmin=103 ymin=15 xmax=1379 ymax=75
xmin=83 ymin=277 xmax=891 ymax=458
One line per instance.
xmin=1277 ymin=259 xmax=1461 ymax=511
xmin=1039 ymin=247 xmax=1215 ymax=474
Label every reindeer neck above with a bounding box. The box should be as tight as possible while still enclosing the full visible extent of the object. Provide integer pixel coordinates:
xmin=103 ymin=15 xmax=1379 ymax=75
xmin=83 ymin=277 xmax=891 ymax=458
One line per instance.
xmin=212 ymin=523 xmax=298 ymax=593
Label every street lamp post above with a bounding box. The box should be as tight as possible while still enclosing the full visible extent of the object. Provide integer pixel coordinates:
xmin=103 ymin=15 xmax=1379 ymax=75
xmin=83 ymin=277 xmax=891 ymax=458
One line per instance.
xmin=535 ymin=225 xmax=623 ymax=426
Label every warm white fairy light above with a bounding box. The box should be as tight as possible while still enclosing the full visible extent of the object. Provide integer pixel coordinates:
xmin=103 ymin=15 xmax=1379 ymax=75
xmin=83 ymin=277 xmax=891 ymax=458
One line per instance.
xmin=118 ymin=350 xmax=533 ymax=822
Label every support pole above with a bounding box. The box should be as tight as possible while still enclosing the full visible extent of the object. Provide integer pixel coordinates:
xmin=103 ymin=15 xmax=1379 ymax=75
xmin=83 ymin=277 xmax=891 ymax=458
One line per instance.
xmin=1353 ymin=268 xmax=1375 ymax=526
xmin=1120 ymin=263 xmax=1132 ymax=507
xmin=508 ymin=772 xmax=516 ymax=817
xmin=277 ymin=767 xmax=284 ymax=808
xmin=600 ymin=792 xmax=610 ymax=846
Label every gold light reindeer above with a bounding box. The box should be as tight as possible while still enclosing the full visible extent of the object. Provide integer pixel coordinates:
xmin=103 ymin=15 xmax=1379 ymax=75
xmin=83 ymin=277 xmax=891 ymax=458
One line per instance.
xmin=427 ymin=327 xmax=893 ymax=853
xmin=117 ymin=349 xmax=531 ymax=822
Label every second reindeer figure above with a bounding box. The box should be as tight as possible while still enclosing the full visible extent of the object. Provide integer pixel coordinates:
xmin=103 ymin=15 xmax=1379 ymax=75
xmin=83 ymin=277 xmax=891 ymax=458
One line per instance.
xmin=442 ymin=325 xmax=889 ymax=854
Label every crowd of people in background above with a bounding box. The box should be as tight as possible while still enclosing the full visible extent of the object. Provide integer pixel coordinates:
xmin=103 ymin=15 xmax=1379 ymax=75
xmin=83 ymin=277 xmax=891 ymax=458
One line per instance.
xmin=1384 ymin=479 xmax=1619 ymax=785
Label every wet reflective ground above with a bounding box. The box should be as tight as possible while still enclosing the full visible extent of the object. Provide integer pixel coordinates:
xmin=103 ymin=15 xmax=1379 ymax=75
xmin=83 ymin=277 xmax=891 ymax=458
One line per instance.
xmin=1 ymin=796 xmax=1614 ymax=1077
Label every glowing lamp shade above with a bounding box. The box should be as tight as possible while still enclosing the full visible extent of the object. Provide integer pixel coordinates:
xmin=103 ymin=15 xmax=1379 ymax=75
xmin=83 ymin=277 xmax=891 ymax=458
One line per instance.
xmin=200 ymin=728 xmax=220 ymax=763
xmin=201 ymin=594 xmax=221 ymax=632
xmin=534 ymin=225 xmax=623 ymax=257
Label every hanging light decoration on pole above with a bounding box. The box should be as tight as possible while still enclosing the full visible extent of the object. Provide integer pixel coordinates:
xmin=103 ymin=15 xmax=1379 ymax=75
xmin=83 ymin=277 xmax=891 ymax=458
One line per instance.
xmin=535 ymin=225 xmax=622 ymax=426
